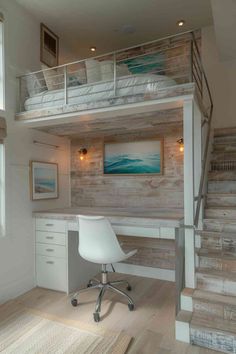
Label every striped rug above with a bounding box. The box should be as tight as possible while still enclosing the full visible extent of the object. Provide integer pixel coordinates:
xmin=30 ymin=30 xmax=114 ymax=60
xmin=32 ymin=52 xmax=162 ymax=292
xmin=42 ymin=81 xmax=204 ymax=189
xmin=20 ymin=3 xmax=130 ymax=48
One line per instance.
xmin=0 ymin=302 xmax=131 ymax=354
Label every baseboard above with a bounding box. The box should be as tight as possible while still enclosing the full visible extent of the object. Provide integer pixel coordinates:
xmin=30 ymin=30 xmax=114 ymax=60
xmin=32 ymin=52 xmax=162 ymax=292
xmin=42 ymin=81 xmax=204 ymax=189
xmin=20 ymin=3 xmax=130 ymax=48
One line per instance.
xmin=108 ymin=263 xmax=175 ymax=282
xmin=0 ymin=275 xmax=35 ymax=305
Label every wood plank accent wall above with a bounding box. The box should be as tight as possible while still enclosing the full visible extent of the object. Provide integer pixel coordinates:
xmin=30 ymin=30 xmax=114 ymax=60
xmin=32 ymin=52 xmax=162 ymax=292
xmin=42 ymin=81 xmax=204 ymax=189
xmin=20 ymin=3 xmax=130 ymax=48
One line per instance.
xmin=70 ymin=110 xmax=183 ymax=270
xmin=71 ymin=113 xmax=183 ymax=209
xmin=117 ymin=236 xmax=175 ymax=270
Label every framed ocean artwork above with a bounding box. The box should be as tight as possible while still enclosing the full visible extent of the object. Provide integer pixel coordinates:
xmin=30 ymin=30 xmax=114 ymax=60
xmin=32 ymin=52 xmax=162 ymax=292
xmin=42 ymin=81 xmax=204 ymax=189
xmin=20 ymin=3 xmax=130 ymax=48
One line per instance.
xmin=30 ymin=161 xmax=58 ymax=200
xmin=103 ymin=139 xmax=163 ymax=175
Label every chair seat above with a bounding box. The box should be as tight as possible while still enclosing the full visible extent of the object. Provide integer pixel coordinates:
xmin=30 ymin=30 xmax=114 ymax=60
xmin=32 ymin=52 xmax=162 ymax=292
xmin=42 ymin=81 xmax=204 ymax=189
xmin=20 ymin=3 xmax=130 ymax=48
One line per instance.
xmin=82 ymin=249 xmax=137 ymax=265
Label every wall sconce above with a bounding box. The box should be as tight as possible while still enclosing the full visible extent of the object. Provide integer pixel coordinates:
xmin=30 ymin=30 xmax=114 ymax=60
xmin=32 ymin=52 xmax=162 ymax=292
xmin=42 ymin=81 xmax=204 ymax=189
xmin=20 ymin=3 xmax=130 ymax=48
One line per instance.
xmin=177 ymin=138 xmax=184 ymax=152
xmin=78 ymin=148 xmax=87 ymax=160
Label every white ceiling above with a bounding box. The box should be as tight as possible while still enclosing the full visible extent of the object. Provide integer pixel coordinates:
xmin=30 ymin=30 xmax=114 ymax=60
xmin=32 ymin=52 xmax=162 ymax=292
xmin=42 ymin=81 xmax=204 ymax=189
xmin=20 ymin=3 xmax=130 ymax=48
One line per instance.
xmin=211 ymin=0 xmax=236 ymax=62
xmin=15 ymin=0 xmax=213 ymax=60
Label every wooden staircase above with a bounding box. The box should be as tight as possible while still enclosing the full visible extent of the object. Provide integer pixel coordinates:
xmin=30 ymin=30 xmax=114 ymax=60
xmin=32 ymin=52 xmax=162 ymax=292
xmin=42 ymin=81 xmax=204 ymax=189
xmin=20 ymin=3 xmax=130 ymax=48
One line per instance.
xmin=178 ymin=130 xmax=236 ymax=353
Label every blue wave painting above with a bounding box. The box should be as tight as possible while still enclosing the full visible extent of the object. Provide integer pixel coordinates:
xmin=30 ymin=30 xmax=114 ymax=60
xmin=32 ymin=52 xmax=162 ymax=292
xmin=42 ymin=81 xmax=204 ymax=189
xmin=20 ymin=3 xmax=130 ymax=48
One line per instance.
xmin=104 ymin=153 xmax=161 ymax=174
xmin=104 ymin=140 xmax=162 ymax=174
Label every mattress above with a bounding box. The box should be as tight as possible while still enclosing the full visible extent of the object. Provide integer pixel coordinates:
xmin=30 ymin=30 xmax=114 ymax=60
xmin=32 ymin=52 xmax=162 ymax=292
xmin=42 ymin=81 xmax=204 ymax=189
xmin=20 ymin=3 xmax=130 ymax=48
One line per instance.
xmin=24 ymin=74 xmax=176 ymax=111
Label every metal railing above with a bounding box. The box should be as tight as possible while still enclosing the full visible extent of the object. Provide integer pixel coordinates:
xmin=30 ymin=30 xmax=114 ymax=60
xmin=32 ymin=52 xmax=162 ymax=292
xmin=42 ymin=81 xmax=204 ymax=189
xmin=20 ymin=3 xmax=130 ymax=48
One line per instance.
xmin=191 ymin=33 xmax=214 ymax=228
xmin=17 ymin=30 xmax=211 ymax=116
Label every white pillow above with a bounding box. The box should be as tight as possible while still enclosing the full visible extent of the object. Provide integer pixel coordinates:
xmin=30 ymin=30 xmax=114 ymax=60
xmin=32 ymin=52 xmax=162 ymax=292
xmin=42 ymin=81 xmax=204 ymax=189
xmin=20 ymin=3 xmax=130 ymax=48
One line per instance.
xmin=85 ymin=59 xmax=101 ymax=83
xmin=25 ymin=72 xmax=44 ymax=97
xmin=100 ymin=60 xmax=130 ymax=81
xmin=41 ymin=64 xmax=64 ymax=91
xmin=100 ymin=60 xmax=114 ymax=81
xmin=117 ymin=63 xmax=130 ymax=77
xmin=74 ymin=67 xmax=87 ymax=85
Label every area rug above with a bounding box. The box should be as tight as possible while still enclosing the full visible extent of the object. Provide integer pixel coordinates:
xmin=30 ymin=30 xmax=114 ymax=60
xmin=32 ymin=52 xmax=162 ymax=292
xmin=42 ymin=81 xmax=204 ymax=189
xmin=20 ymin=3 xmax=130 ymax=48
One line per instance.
xmin=0 ymin=302 xmax=131 ymax=354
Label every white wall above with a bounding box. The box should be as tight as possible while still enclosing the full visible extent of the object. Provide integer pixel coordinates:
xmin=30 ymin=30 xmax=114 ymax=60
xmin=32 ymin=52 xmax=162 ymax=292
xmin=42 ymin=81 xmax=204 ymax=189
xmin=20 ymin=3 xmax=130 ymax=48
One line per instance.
xmin=202 ymin=26 xmax=236 ymax=128
xmin=0 ymin=0 xmax=70 ymax=303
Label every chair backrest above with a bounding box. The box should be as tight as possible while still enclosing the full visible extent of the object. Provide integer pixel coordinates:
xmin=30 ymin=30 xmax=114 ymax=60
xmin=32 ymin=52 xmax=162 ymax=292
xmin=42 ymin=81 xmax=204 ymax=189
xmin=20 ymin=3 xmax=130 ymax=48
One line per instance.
xmin=77 ymin=215 xmax=125 ymax=264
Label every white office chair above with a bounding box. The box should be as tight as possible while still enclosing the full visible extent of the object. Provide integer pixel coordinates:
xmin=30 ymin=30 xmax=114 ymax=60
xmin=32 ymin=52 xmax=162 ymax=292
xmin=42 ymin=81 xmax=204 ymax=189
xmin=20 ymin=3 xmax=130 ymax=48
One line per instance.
xmin=71 ymin=215 xmax=137 ymax=322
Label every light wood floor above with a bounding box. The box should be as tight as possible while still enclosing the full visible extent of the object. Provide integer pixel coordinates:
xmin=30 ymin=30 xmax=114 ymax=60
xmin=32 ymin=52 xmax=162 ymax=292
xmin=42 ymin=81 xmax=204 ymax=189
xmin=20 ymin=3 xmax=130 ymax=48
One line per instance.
xmin=16 ymin=274 xmax=218 ymax=354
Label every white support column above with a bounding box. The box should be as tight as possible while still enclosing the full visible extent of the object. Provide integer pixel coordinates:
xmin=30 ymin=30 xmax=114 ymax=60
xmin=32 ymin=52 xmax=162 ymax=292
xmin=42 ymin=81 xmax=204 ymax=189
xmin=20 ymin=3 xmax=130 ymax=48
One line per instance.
xmin=194 ymin=101 xmax=203 ymax=230
xmin=184 ymin=99 xmax=196 ymax=289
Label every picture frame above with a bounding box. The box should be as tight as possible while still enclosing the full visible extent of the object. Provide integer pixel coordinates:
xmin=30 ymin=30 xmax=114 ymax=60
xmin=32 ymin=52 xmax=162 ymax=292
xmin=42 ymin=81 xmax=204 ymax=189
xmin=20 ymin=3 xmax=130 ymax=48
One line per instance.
xmin=103 ymin=138 xmax=163 ymax=175
xmin=30 ymin=161 xmax=59 ymax=200
xmin=40 ymin=23 xmax=59 ymax=67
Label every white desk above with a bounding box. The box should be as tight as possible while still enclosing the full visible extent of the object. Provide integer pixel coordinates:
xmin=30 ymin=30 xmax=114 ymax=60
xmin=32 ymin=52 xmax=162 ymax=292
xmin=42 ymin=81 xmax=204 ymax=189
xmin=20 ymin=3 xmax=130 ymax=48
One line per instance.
xmin=34 ymin=207 xmax=183 ymax=293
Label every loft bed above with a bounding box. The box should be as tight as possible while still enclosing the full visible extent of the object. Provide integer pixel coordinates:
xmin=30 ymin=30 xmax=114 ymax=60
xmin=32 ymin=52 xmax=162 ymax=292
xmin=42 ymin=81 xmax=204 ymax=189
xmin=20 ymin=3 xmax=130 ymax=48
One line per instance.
xmin=15 ymin=30 xmax=214 ymax=339
xmin=15 ymin=30 xmax=212 ymax=125
xmin=15 ymin=30 xmax=213 ymax=233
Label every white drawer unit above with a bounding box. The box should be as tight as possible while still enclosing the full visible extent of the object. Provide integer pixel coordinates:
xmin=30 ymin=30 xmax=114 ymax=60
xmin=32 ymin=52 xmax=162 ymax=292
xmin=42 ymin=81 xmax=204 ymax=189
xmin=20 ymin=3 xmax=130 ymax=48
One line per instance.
xmin=35 ymin=217 xmax=99 ymax=294
xmin=36 ymin=231 xmax=66 ymax=246
xmin=36 ymin=255 xmax=67 ymax=292
xmin=36 ymin=218 xmax=67 ymax=233
xmin=36 ymin=243 xmax=66 ymax=258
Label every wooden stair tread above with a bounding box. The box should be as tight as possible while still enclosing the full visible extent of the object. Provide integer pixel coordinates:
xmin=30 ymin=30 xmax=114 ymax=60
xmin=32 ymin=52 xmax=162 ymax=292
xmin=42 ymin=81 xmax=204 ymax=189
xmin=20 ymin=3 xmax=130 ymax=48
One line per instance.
xmin=213 ymin=142 xmax=236 ymax=147
xmin=206 ymin=206 xmax=236 ymax=210
xmin=214 ymin=128 xmax=236 ymax=137
xmin=196 ymin=268 xmax=236 ymax=280
xmin=205 ymin=208 xmax=236 ymax=221
xmin=193 ymin=289 xmax=236 ymax=306
xmin=191 ymin=313 xmax=236 ymax=335
xmin=204 ymin=218 xmax=236 ymax=224
xmin=196 ymin=230 xmax=236 ymax=237
xmin=208 ymin=171 xmax=236 ymax=181
xmin=207 ymin=192 xmax=236 ymax=196
xmin=196 ymin=248 xmax=236 ymax=260
xmin=205 ymin=216 xmax=236 ymax=222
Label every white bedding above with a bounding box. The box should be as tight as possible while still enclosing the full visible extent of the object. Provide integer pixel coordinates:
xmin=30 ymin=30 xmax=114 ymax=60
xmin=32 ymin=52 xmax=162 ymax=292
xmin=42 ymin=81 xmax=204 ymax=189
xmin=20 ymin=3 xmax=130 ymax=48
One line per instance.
xmin=24 ymin=74 xmax=176 ymax=111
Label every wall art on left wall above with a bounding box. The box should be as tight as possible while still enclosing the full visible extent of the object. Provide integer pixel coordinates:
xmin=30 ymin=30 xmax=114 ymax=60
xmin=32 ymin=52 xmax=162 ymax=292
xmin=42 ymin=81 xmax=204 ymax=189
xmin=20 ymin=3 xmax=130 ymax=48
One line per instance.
xmin=30 ymin=161 xmax=58 ymax=200
xmin=40 ymin=23 xmax=59 ymax=67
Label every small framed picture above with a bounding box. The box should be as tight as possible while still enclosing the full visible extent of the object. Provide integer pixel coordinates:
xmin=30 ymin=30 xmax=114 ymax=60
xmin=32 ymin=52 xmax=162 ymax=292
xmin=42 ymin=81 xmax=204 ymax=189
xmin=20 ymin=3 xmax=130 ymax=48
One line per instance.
xmin=40 ymin=23 xmax=59 ymax=67
xmin=103 ymin=138 xmax=163 ymax=175
xmin=30 ymin=161 xmax=58 ymax=200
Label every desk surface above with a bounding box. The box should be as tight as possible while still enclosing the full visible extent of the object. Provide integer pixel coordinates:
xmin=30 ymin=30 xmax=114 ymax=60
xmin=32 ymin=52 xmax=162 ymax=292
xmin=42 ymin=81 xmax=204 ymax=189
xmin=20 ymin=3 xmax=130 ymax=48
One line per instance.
xmin=34 ymin=207 xmax=183 ymax=228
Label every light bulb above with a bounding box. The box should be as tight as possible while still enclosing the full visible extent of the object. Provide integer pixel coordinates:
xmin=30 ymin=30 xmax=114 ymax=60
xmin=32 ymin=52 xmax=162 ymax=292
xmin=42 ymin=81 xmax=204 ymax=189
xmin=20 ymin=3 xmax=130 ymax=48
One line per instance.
xmin=177 ymin=20 xmax=185 ymax=27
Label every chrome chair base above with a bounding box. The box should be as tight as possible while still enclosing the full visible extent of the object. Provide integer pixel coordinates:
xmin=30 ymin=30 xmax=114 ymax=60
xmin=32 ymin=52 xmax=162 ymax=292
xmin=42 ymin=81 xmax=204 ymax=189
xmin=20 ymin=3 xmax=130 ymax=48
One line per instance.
xmin=71 ymin=265 xmax=135 ymax=322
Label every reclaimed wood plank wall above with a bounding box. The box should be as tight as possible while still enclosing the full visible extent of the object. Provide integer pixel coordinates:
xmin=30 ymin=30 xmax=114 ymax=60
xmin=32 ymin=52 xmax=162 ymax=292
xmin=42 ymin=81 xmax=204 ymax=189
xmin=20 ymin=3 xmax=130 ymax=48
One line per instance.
xmin=117 ymin=235 xmax=175 ymax=270
xmin=71 ymin=112 xmax=183 ymax=210
xmin=70 ymin=110 xmax=183 ymax=270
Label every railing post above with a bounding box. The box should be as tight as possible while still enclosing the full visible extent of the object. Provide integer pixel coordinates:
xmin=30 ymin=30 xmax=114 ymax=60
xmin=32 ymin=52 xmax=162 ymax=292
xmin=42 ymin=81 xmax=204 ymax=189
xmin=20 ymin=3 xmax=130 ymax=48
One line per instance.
xmin=194 ymin=101 xmax=203 ymax=230
xmin=184 ymin=99 xmax=196 ymax=289
xmin=175 ymin=224 xmax=185 ymax=314
xmin=64 ymin=66 xmax=68 ymax=105
xmin=113 ymin=53 xmax=117 ymax=97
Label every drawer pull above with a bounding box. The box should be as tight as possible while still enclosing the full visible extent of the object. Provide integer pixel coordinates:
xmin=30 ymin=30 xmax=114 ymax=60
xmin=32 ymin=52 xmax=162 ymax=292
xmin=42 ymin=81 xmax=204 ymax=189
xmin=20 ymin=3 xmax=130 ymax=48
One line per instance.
xmin=46 ymin=223 xmax=54 ymax=227
xmin=46 ymin=261 xmax=54 ymax=264
xmin=46 ymin=236 xmax=54 ymax=240
xmin=46 ymin=249 xmax=54 ymax=252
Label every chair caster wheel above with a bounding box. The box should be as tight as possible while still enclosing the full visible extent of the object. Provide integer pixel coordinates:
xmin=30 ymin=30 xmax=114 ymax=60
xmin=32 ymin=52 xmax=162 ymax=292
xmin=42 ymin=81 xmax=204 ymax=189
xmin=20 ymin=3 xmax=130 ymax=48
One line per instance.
xmin=126 ymin=285 xmax=132 ymax=291
xmin=93 ymin=312 xmax=100 ymax=322
xmin=71 ymin=298 xmax=78 ymax=307
xmin=128 ymin=303 xmax=134 ymax=311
